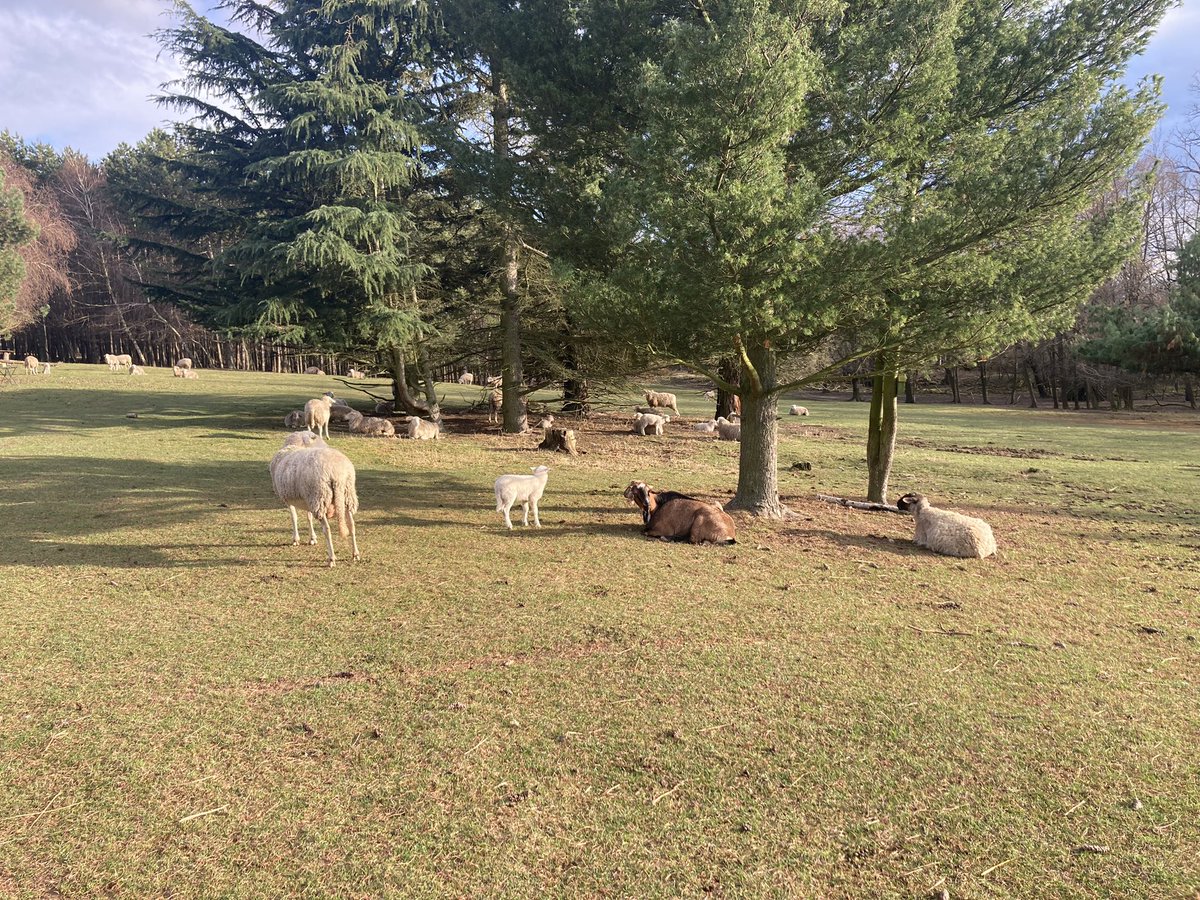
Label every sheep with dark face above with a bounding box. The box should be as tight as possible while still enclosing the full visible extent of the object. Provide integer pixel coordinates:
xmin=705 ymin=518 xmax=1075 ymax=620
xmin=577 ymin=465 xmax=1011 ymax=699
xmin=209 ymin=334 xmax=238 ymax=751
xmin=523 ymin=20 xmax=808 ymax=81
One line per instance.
xmin=896 ymin=493 xmax=996 ymax=559
xmin=622 ymin=481 xmax=736 ymax=545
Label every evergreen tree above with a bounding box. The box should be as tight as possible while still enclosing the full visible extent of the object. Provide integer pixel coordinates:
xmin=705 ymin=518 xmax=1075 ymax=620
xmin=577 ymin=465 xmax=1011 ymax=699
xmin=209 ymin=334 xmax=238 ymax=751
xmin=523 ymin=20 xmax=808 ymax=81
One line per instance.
xmin=0 ymin=158 xmax=43 ymax=337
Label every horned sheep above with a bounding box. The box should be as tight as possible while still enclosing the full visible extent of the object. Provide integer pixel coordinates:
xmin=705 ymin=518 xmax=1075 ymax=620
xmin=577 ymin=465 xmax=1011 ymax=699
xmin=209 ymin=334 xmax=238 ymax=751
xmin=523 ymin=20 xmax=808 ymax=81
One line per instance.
xmin=896 ymin=493 xmax=997 ymax=559
xmin=269 ymin=433 xmax=360 ymax=567
xmin=494 ymin=465 xmax=550 ymax=529
xmin=622 ymin=481 xmax=736 ymax=545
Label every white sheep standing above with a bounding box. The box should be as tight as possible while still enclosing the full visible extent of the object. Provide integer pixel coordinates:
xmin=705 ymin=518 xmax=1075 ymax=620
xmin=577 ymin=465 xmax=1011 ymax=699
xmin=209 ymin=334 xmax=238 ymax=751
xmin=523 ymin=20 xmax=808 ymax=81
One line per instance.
xmin=458 ymin=371 xmax=475 ymax=385
xmin=304 ymin=395 xmax=334 ymax=440
xmin=24 ymin=355 xmax=38 ymax=375
xmin=632 ymin=412 xmax=670 ymax=435
xmin=269 ymin=433 xmax=360 ymax=566
xmin=348 ymin=368 xmax=365 ymax=379
xmin=693 ymin=419 xmax=718 ymax=433
xmin=896 ymin=493 xmax=997 ymax=559
xmin=104 ymin=353 xmax=117 ymax=371
xmin=715 ymin=416 xmax=741 ymax=441
xmin=406 ymin=416 xmax=440 ymax=440
xmin=789 ymin=405 xmax=809 ymax=416
xmin=494 ymin=465 xmax=550 ymax=529
xmin=114 ymin=354 xmax=133 ymax=369
xmin=487 ymin=389 xmax=502 ymax=424
xmin=643 ymin=390 xmax=679 ymax=412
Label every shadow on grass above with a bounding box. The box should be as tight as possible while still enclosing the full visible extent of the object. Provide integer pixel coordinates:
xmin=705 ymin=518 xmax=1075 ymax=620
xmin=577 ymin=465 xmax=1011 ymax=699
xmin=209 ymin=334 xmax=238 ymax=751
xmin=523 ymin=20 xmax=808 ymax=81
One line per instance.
xmin=784 ymin=528 xmax=919 ymax=557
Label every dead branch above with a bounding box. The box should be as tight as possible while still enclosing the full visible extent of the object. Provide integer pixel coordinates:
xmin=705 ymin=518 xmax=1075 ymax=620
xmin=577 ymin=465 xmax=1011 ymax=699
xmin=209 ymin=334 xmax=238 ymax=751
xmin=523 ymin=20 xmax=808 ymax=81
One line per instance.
xmin=816 ymin=494 xmax=904 ymax=513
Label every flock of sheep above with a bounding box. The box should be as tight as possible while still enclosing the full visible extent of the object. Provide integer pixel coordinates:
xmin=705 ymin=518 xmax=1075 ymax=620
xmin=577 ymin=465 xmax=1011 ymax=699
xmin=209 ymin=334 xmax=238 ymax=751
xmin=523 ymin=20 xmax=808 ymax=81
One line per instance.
xmin=267 ymin=379 xmax=996 ymax=566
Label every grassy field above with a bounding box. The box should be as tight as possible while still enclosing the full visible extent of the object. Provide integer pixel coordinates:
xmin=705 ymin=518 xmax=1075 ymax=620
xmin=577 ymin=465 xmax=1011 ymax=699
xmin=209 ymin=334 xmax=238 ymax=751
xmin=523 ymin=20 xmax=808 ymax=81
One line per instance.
xmin=0 ymin=365 xmax=1197 ymax=898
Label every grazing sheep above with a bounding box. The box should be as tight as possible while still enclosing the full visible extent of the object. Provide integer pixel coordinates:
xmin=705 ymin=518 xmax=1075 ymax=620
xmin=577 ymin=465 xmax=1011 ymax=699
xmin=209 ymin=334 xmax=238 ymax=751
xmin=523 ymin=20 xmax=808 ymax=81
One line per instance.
xmin=632 ymin=412 xmax=670 ymax=435
xmin=175 ymin=358 xmax=193 ymax=369
xmin=693 ymin=419 xmax=718 ymax=433
xmin=345 ymin=409 xmax=395 ymax=437
xmin=269 ymin=434 xmax=360 ymax=567
xmin=458 ymin=371 xmax=475 ymax=385
xmin=789 ymin=405 xmax=809 ymax=416
xmin=24 ymin=355 xmax=38 ymax=375
xmin=405 ymin=416 xmax=439 ymax=440
xmin=896 ymin=493 xmax=997 ymax=559
xmin=182 ymin=368 xmax=198 ymax=380
xmin=304 ymin=395 xmax=334 ymax=440
xmin=114 ymin=354 xmax=133 ymax=369
xmin=304 ymin=366 xmax=325 ymax=375
xmin=643 ymin=390 xmax=679 ymax=413
xmin=38 ymin=362 xmax=51 ymax=375
xmin=284 ymin=410 xmax=306 ymax=429
xmin=494 ymin=465 xmax=550 ymax=529
xmin=487 ymin=389 xmax=502 ymax=423
xmin=348 ymin=368 xmax=365 ymax=379
xmin=129 ymin=365 xmax=145 ymax=376
xmin=622 ymin=481 xmax=736 ymax=545
xmin=715 ymin=416 xmax=741 ymax=441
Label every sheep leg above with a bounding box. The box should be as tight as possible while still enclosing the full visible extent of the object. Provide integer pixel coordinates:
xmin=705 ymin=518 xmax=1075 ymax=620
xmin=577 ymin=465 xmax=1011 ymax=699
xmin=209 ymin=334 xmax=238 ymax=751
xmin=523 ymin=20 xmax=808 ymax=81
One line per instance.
xmin=502 ymin=504 xmax=514 ymax=530
xmin=531 ymin=499 xmax=541 ymax=528
xmin=287 ymin=505 xmax=301 ymax=546
xmin=319 ymin=514 xmax=337 ymax=567
xmin=346 ymin=509 xmax=360 ymax=561
xmin=306 ymin=512 xmax=318 ymax=545
xmin=521 ymin=501 xmax=530 ymax=527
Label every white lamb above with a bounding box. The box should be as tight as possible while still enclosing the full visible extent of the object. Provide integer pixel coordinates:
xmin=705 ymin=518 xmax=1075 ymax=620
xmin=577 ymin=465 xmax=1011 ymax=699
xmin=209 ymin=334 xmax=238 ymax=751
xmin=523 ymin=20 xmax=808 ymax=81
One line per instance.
xmin=896 ymin=493 xmax=997 ymax=559
xmin=715 ymin=416 xmax=741 ymax=441
xmin=304 ymin=395 xmax=334 ymax=440
xmin=348 ymin=368 xmax=365 ymax=379
xmin=789 ymin=405 xmax=809 ymax=416
xmin=693 ymin=419 xmax=718 ymax=433
xmin=458 ymin=371 xmax=475 ymax=385
xmin=643 ymin=390 xmax=679 ymax=412
xmin=633 ymin=412 xmax=669 ymax=435
xmin=269 ymin=434 xmax=360 ymax=566
xmin=494 ymin=465 xmax=550 ymax=529
xmin=24 ymin=355 xmax=38 ymax=375
xmin=405 ymin=416 xmax=439 ymax=440
xmin=176 ymin=357 xmax=193 ymax=369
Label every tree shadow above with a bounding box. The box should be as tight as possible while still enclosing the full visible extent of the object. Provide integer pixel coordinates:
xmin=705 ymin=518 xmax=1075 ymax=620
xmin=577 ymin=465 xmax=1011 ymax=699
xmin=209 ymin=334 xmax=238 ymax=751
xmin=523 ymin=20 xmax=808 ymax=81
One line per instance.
xmin=784 ymin=527 xmax=920 ymax=557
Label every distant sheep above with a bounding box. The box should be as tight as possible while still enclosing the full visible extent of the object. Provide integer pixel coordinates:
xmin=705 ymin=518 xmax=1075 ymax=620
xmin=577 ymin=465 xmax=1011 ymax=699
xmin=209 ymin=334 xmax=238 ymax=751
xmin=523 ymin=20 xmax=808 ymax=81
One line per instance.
xmin=175 ymin=358 xmax=193 ymax=370
xmin=703 ymin=389 xmax=716 ymax=400
xmin=284 ymin=410 xmax=306 ymax=429
xmin=896 ymin=493 xmax=997 ymax=559
xmin=537 ymin=414 xmax=555 ymax=430
xmin=269 ymin=433 xmax=360 ymax=566
xmin=24 ymin=355 xmax=38 ymax=375
xmin=632 ymin=412 xmax=670 ymax=436
xmin=172 ymin=366 xmax=185 ymax=378
xmin=129 ymin=365 xmax=145 ymax=376
xmin=182 ymin=368 xmax=198 ymax=380
xmin=114 ymin=354 xmax=132 ymax=369
xmin=348 ymin=368 xmax=365 ymax=379
xmin=789 ymin=405 xmax=809 ymax=416
xmin=487 ymin=389 xmax=502 ymax=424
xmin=643 ymin=390 xmax=679 ymax=412
xmin=104 ymin=353 xmax=117 ymax=370
xmin=38 ymin=362 xmax=51 ymax=375
xmin=494 ymin=465 xmax=550 ymax=529
xmin=304 ymin=366 xmax=325 ymax=375
xmin=345 ymin=409 xmax=395 ymax=437
xmin=622 ymin=481 xmax=736 ymax=545
xmin=405 ymin=416 xmax=439 ymax=440
xmin=304 ymin=395 xmax=334 ymax=440
xmin=693 ymin=419 xmax=718 ymax=433
xmin=375 ymin=400 xmax=395 ymax=415
xmin=715 ymin=416 xmax=741 ymax=441
xmin=458 ymin=371 xmax=475 ymax=385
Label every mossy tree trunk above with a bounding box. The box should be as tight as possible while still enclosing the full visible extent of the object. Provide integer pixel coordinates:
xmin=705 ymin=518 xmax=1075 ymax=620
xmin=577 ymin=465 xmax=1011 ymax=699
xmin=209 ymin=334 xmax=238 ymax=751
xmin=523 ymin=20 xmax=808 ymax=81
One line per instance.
xmin=726 ymin=340 xmax=786 ymax=517
xmin=866 ymin=360 xmax=899 ymax=504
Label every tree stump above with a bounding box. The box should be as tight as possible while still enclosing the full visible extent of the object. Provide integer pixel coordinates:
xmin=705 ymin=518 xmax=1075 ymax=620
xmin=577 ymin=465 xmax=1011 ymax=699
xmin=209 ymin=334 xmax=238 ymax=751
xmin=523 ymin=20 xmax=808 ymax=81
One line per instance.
xmin=539 ymin=426 xmax=578 ymax=455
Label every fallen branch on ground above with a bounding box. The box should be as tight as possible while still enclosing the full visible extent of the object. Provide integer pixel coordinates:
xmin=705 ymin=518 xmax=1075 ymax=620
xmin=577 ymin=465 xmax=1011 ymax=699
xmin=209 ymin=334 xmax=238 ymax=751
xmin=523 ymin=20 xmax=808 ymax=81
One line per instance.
xmin=815 ymin=494 xmax=904 ymax=513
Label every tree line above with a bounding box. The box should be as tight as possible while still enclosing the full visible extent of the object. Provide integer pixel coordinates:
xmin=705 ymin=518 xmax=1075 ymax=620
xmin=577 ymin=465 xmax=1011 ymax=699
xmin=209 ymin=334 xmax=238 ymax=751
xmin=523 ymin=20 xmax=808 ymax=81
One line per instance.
xmin=1 ymin=0 xmax=1196 ymax=515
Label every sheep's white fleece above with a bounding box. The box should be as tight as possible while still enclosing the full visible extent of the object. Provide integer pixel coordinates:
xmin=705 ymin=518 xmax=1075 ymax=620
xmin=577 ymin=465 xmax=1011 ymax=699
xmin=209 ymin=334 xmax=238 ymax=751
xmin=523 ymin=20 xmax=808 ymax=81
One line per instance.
xmin=269 ymin=436 xmax=359 ymax=566
xmin=715 ymin=416 xmax=741 ymax=441
xmin=789 ymin=405 xmax=809 ymax=416
xmin=304 ymin=395 xmax=334 ymax=439
xmin=494 ymin=465 xmax=550 ymax=529
xmin=406 ymin=416 xmax=439 ymax=440
xmin=898 ymin=494 xmax=996 ymax=559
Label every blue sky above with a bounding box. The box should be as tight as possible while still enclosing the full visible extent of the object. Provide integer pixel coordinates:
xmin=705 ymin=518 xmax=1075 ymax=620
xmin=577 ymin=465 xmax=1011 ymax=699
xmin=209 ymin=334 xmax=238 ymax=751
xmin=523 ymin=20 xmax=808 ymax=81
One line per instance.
xmin=0 ymin=0 xmax=1195 ymax=161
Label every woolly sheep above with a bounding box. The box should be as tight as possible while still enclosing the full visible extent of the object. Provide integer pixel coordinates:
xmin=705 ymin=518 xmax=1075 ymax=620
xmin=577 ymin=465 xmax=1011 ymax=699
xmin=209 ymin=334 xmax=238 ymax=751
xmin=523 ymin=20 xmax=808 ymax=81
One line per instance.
xmin=458 ymin=371 xmax=475 ymax=385
xmin=182 ymin=368 xmax=198 ymax=380
xmin=789 ymin=405 xmax=809 ymax=416
xmin=24 ymin=355 xmax=38 ymax=375
xmin=104 ymin=353 xmax=117 ymax=371
xmin=537 ymin=414 xmax=555 ymax=430
xmin=284 ymin=409 xmax=306 ymax=429
xmin=632 ymin=412 xmax=670 ymax=436
xmin=375 ymin=400 xmax=395 ymax=415
xmin=623 ymin=481 xmax=736 ymax=545
xmin=114 ymin=354 xmax=132 ymax=369
xmin=693 ymin=419 xmax=718 ymax=433
xmin=494 ymin=465 xmax=550 ymax=529
xmin=322 ymin=392 xmax=354 ymax=423
xmin=269 ymin=434 xmax=360 ymax=567
xmin=715 ymin=416 xmax=741 ymax=441
xmin=304 ymin=366 xmax=325 ymax=375
xmin=487 ymin=389 xmax=502 ymax=423
xmin=173 ymin=366 xmax=185 ymax=378
xmin=304 ymin=395 xmax=334 ymax=440
xmin=345 ymin=409 xmax=395 ymax=437
xmin=643 ymin=390 xmax=679 ymax=412
xmin=175 ymin=358 xmax=193 ymax=369
xmin=896 ymin=493 xmax=997 ymax=559
xmin=129 ymin=365 xmax=145 ymax=376
xmin=38 ymin=362 xmax=51 ymax=375
xmin=405 ymin=416 xmax=439 ymax=440
xmin=348 ymin=368 xmax=365 ymax=379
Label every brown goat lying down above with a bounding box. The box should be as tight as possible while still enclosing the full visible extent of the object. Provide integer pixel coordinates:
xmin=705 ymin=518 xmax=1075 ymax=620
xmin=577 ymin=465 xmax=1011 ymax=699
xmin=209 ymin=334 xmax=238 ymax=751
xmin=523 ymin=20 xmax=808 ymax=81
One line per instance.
xmin=622 ymin=481 xmax=737 ymax=545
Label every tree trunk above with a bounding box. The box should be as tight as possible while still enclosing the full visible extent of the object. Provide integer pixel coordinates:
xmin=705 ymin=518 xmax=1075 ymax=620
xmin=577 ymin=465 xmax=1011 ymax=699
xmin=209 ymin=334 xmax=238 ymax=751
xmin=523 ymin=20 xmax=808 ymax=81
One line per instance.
xmin=1185 ymin=378 xmax=1196 ymax=409
xmin=493 ymin=70 xmax=527 ymax=434
xmin=866 ymin=363 xmax=899 ymax=503
xmin=726 ymin=340 xmax=786 ymax=517
xmin=1024 ymin=362 xmax=1038 ymax=408
xmin=980 ymin=360 xmax=990 ymax=404
xmin=850 ymin=377 xmax=862 ymax=402
xmin=416 ymin=339 xmax=442 ymax=423
xmin=560 ymin=318 xmax=589 ymax=415
xmin=904 ymin=373 xmax=915 ymax=404
xmin=386 ymin=346 xmax=430 ymax=416
xmin=538 ymin=427 xmax=578 ymax=455
xmin=716 ymin=356 xmax=740 ymax=419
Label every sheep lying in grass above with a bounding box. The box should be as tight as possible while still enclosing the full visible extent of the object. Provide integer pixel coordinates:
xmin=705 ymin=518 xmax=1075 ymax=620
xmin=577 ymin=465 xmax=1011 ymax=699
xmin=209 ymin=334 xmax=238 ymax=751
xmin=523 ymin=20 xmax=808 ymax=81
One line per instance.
xmin=643 ymin=390 xmax=679 ymax=413
xmin=693 ymin=419 xmax=718 ymax=433
xmin=129 ymin=365 xmax=145 ymax=376
xmin=173 ymin=366 xmax=185 ymax=378
xmin=304 ymin=366 xmax=325 ymax=375
xmin=633 ymin=412 xmax=670 ymax=435
xmin=458 ymin=371 xmax=475 ymax=385
xmin=406 ymin=416 xmax=439 ymax=440
xmin=24 ymin=355 xmax=38 ymax=375
xmin=487 ymin=389 xmax=502 ymax=423
xmin=622 ymin=481 xmax=736 ymax=545
xmin=703 ymin=389 xmax=717 ymax=400
xmin=345 ymin=409 xmax=395 ymax=437
xmin=176 ymin=357 xmax=193 ymax=370
xmin=182 ymin=368 xmax=198 ymax=380
xmin=789 ymin=405 xmax=809 ymax=416
xmin=284 ymin=410 xmax=306 ymax=429
xmin=375 ymin=400 xmax=395 ymax=415
xmin=304 ymin=395 xmax=334 ymax=440
xmin=896 ymin=493 xmax=997 ymax=559
xmin=495 ymin=465 xmax=550 ymax=529
xmin=715 ymin=416 xmax=741 ymax=441
xmin=269 ymin=433 xmax=360 ymax=566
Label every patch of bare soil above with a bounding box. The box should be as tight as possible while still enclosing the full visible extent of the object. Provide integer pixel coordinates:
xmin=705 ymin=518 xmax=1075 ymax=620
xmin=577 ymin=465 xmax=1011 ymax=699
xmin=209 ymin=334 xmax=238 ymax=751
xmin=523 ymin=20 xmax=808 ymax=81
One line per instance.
xmin=903 ymin=438 xmax=1059 ymax=459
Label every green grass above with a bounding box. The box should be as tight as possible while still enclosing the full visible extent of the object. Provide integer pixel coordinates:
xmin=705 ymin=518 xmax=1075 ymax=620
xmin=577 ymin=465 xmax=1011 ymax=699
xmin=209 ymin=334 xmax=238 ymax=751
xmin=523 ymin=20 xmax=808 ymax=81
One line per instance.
xmin=1 ymin=365 xmax=1197 ymax=898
